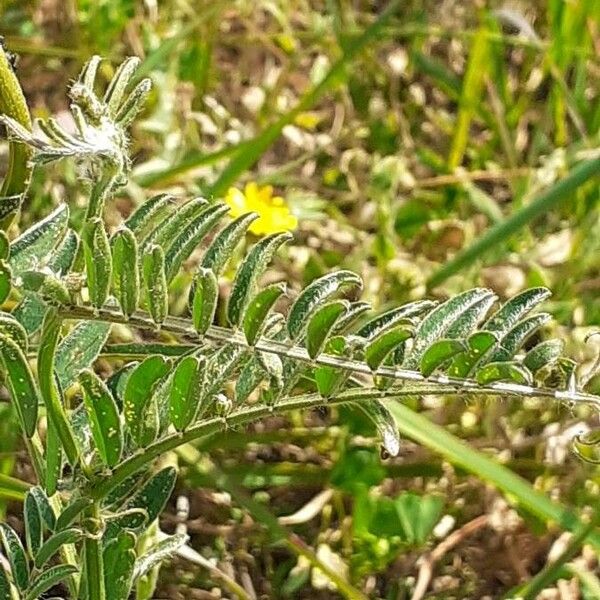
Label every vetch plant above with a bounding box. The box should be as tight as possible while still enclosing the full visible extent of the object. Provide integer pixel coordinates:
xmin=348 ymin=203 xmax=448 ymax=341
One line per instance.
xmin=0 ymin=53 xmax=599 ymax=599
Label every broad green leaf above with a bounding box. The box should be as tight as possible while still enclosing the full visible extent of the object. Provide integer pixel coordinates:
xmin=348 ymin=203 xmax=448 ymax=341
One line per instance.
xmin=118 ymin=467 xmax=177 ymax=530
xmin=164 ymin=202 xmax=229 ymax=280
xmin=28 ymin=487 xmax=56 ymax=532
xmin=142 ymin=244 xmax=168 ymax=326
xmin=365 ymin=327 xmax=412 ymax=371
xmin=123 ymin=356 xmax=170 ymax=446
xmin=78 ymin=369 xmax=123 ymax=467
xmin=0 ymin=564 xmax=10 ymax=600
xmin=0 ymin=523 xmax=29 ymax=591
xmin=242 ymin=283 xmax=286 ymax=345
xmin=133 ymin=533 xmax=188 ymax=580
xmin=169 ymin=356 xmax=203 ymax=431
xmin=9 ymin=204 xmax=69 ymax=275
xmin=489 ymin=313 xmax=551 ymax=362
xmin=483 ymin=287 xmax=551 ymax=336
xmin=34 ymin=528 xmax=82 ymax=569
xmin=201 ymin=212 xmax=258 ymax=275
xmin=524 ymin=340 xmax=564 ymax=373
xmin=444 ymin=292 xmax=496 ymax=338
xmin=55 ymin=320 xmax=111 ymax=390
xmin=0 ymin=314 xmax=28 ymax=350
xmin=358 ymin=301 xmax=435 ymax=340
xmin=0 ymin=333 xmax=39 ymax=437
xmin=103 ymin=531 xmax=136 ymax=600
xmin=125 ymin=193 xmax=174 ymax=241
xmin=24 ymin=490 xmax=42 ymax=557
xmin=287 ymin=270 xmax=362 ymax=340
xmin=404 ymin=288 xmax=491 ymax=369
xmin=0 ymin=261 xmax=11 ymax=303
xmin=357 ymin=400 xmax=400 ymax=457
xmin=421 ymin=339 xmax=467 ymax=377
xmin=82 ymin=217 xmax=112 ymax=309
xmin=111 ymin=227 xmax=140 ymax=318
xmin=227 ymin=232 xmax=291 ymax=326
xmin=190 ymin=267 xmax=218 ymax=335
xmin=24 ymin=564 xmax=77 ymax=600
xmin=476 ymin=361 xmax=532 ymax=385
xmin=306 ymin=300 xmax=348 ymax=359
xmin=55 ymin=497 xmax=92 ymax=532
xmin=448 ymin=331 xmax=498 ymax=378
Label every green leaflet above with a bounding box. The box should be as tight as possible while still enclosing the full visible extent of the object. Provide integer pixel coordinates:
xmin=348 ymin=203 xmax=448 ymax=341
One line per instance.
xmin=0 ymin=563 xmax=10 ymax=600
xmin=103 ymin=531 xmax=136 ymax=600
xmin=201 ymin=212 xmax=258 ymax=276
xmin=24 ymin=564 xmax=78 ymax=600
xmin=403 ymin=288 xmax=492 ymax=369
xmin=55 ymin=320 xmax=111 ymax=390
xmin=111 ymin=227 xmax=140 ymax=318
xmin=483 ymin=287 xmax=551 ymax=336
xmin=24 ymin=489 xmax=42 ymax=558
xmin=235 ymin=357 xmax=266 ymax=405
xmin=0 ymin=333 xmax=39 ymax=437
xmin=0 ymin=231 xmax=8 ymax=260
xmin=356 ymin=300 xmax=435 ymax=339
xmin=142 ymin=244 xmax=168 ymax=326
xmin=448 ymin=331 xmax=498 ymax=378
xmin=288 ymin=270 xmax=362 ymax=340
xmin=190 ymin=267 xmax=218 ymax=335
xmin=28 ymin=487 xmax=56 ymax=532
xmin=78 ymin=369 xmax=123 ymax=467
xmin=9 ymin=204 xmax=69 ymax=275
xmin=365 ymin=327 xmax=413 ymax=371
xmin=117 ymin=467 xmax=177 ymax=530
xmin=55 ymin=497 xmax=92 ymax=532
xmin=169 ymin=356 xmax=203 ymax=431
xmin=227 ymin=232 xmax=292 ymax=326
xmin=242 ymin=282 xmax=286 ymax=345
xmin=203 ymin=343 xmax=248 ymax=402
xmin=125 ymin=193 xmax=174 ymax=242
xmin=0 ymin=313 xmax=28 ymax=350
xmin=524 ymin=340 xmax=564 ymax=373
xmin=164 ymin=202 xmax=229 ymax=281
xmin=0 ymin=523 xmax=29 ymax=591
xmin=306 ymin=300 xmax=349 ymax=359
xmin=123 ymin=355 xmax=170 ymax=447
xmin=444 ymin=292 xmax=496 ymax=338
xmin=489 ymin=313 xmax=551 ymax=362
xmin=45 ymin=416 xmax=62 ymax=496
xmin=114 ymin=77 xmax=152 ymax=127
xmin=333 ymin=301 xmax=371 ymax=335
xmin=357 ymin=400 xmax=401 ymax=457
xmin=133 ymin=533 xmax=188 ymax=580
xmin=148 ymin=197 xmax=207 ymax=250
xmin=315 ymin=337 xmax=351 ymax=398
xmin=38 ymin=309 xmax=79 ymax=466
xmin=0 ymin=260 xmax=11 ymax=303
xmin=20 ymin=270 xmax=70 ymax=306
xmin=420 ymin=339 xmax=468 ymax=377
xmin=476 ymin=361 xmax=533 ymax=386
xmin=104 ymin=56 xmax=141 ymax=116
xmin=35 ymin=528 xmax=82 ymax=569
xmin=82 ymin=217 xmax=112 ymax=309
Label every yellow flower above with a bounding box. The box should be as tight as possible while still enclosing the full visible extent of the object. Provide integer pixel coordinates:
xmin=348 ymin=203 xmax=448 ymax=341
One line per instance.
xmin=225 ymin=182 xmax=298 ymax=236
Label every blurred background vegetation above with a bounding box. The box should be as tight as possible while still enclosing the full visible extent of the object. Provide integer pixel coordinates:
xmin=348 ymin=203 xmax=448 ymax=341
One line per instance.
xmin=0 ymin=0 xmax=599 ymax=598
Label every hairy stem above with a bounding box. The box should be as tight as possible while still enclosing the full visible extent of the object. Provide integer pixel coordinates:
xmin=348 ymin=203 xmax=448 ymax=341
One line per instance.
xmin=0 ymin=43 xmax=33 ymax=228
xmin=58 ymin=303 xmax=600 ymax=409
xmin=83 ymin=502 xmax=106 ymax=600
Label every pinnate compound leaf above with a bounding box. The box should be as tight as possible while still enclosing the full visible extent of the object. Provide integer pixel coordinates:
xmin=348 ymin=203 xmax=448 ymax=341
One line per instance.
xmin=228 ymin=232 xmax=292 ymax=326
xmin=288 ymin=270 xmax=362 ymax=340
xmin=0 ymin=523 xmax=29 ymax=591
xmin=524 ymin=340 xmax=564 ymax=373
xmin=24 ymin=564 xmax=78 ymax=600
xmin=10 ymin=204 xmax=69 ymax=275
xmin=202 ymin=212 xmax=259 ymax=276
xmin=78 ymin=369 xmax=123 ymax=467
xmin=420 ymin=339 xmax=467 ymax=377
xmin=306 ymin=300 xmax=349 ymax=359
xmin=0 ymin=333 xmax=39 ymax=437
xmin=476 ymin=361 xmax=532 ymax=385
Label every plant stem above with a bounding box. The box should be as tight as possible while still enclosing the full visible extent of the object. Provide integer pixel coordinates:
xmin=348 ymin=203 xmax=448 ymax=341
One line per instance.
xmin=0 ymin=43 xmax=33 ymax=228
xmin=83 ymin=502 xmax=106 ymax=600
xmin=58 ymin=303 xmax=600 ymax=409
